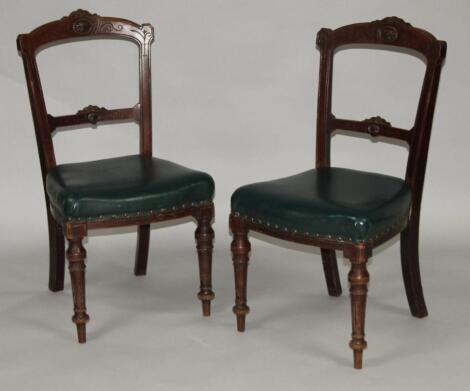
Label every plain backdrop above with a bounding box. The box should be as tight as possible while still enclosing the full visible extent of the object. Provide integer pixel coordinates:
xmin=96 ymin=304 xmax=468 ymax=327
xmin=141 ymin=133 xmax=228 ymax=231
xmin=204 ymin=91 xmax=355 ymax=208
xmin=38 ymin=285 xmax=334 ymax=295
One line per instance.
xmin=0 ymin=0 xmax=469 ymax=390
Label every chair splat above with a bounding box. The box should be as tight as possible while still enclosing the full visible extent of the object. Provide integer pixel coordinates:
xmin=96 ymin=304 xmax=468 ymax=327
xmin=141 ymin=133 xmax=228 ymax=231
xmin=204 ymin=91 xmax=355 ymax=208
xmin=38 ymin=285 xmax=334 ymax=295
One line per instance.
xmin=330 ymin=115 xmax=411 ymax=143
xmin=48 ymin=103 xmax=141 ymax=132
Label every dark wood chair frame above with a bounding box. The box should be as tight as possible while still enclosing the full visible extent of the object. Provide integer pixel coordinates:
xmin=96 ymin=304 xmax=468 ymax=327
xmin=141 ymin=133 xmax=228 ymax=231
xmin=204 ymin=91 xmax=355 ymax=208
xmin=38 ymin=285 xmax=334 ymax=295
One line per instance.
xmin=230 ymin=17 xmax=446 ymax=369
xmin=17 ymin=10 xmax=215 ymax=343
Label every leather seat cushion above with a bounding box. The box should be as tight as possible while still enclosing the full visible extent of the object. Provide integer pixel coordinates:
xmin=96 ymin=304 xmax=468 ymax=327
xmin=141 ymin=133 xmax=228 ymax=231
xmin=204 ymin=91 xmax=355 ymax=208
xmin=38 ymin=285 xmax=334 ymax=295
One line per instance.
xmin=231 ymin=167 xmax=411 ymax=243
xmin=46 ymin=155 xmax=215 ymax=220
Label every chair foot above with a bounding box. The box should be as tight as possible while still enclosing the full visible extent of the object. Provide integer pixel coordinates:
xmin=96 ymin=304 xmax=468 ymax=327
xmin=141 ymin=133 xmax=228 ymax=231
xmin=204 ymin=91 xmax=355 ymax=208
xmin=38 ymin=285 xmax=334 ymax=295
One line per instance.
xmin=134 ymin=224 xmax=150 ymax=276
xmin=49 ymin=283 xmax=64 ymax=293
xmin=353 ymin=349 xmax=364 ymax=370
xmin=194 ymin=205 xmax=215 ymax=317
xmin=200 ymin=300 xmax=211 ymax=317
xmin=76 ymin=322 xmax=88 ymax=343
xmin=321 ymin=248 xmax=342 ymax=297
xmin=67 ymin=235 xmax=90 ymax=344
xmin=347 ymin=246 xmax=369 ymax=369
xmin=233 ymin=304 xmax=250 ymax=332
xmin=230 ymin=214 xmax=251 ymax=332
xmin=197 ymin=291 xmax=215 ymax=316
xmin=237 ymin=317 xmax=245 ymax=332
xmin=410 ymin=307 xmax=428 ymax=319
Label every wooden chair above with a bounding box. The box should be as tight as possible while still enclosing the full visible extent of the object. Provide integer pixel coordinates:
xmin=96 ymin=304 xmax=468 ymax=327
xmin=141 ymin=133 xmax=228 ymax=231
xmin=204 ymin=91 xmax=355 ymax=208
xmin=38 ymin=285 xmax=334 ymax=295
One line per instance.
xmin=17 ymin=10 xmax=215 ymax=343
xmin=229 ymin=17 xmax=446 ymax=369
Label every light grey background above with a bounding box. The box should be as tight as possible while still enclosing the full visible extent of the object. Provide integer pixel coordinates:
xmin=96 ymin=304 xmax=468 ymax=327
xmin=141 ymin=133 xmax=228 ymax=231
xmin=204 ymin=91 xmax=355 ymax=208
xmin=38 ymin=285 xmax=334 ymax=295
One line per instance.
xmin=0 ymin=0 xmax=469 ymax=390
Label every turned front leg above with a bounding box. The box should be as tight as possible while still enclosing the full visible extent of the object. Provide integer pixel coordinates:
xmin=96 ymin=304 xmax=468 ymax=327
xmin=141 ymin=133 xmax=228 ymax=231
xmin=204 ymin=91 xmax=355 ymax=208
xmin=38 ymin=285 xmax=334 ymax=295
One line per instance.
xmin=194 ymin=206 xmax=215 ymax=316
xmin=230 ymin=214 xmax=251 ymax=332
xmin=66 ymin=237 xmax=90 ymax=343
xmin=348 ymin=247 xmax=370 ymax=369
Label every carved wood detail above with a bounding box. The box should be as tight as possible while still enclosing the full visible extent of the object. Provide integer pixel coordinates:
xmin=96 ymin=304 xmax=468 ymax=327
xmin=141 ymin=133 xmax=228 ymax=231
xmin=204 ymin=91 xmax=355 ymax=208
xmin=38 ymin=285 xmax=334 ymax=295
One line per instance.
xmin=230 ymin=214 xmax=251 ymax=332
xmin=76 ymin=105 xmax=106 ymax=124
xmin=374 ymin=16 xmax=412 ymax=28
xmin=194 ymin=204 xmax=215 ymax=316
xmin=374 ymin=17 xmax=412 ymax=44
xmin=66 ymin=236 xmax=89 ymax=343
xmin=48 ymin=104 xmax=141 ymax=131
xmin=364 ymin=115 xmax=392 ymax=137
xmin=66 ymin=9 xmax=125 ymax=35
xmin=60 ymin=9 xmax=154 ymax=46
xmin=330 ymin=116 xmax=410 ymax=143
xmin=348 ymin=248 xmax=369 ymax=369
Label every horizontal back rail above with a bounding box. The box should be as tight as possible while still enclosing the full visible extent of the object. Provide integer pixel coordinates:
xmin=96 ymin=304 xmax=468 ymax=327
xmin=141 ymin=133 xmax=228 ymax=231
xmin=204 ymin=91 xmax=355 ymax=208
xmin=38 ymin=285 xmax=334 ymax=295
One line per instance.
xmin=48 ymin=104 xmax=140 ymax=132
xmin=330 ymin=116 xmax=411 ymax=144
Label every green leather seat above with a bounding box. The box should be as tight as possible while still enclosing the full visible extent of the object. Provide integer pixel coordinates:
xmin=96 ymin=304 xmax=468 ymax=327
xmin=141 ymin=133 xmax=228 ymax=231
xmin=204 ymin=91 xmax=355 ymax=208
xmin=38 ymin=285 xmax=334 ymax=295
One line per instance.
xmin=46 ymin=155 xmax=215 ymax=221
xmin=231 ymin=167 xmax=412 ymax=243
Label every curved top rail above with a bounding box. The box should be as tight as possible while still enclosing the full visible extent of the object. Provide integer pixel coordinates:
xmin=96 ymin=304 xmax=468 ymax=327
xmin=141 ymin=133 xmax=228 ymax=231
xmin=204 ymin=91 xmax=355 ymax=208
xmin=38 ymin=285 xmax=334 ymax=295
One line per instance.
xmin=316 ymin=17 xmax=446 ymax=60
xmin=17 ymin=9 xmax=154 ymax=54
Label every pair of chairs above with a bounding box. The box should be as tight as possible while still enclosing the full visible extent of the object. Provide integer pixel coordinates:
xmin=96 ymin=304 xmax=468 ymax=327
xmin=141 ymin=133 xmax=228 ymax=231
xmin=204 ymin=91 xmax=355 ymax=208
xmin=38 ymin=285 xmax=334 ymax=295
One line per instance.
xmin=17 ymin=10 xmax=446 ymax=369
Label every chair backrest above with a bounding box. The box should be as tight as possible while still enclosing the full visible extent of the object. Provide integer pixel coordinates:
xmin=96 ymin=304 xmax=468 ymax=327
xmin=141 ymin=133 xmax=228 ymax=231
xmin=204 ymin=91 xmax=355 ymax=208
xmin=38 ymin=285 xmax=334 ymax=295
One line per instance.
xmin=315 ymin=17 xmax=446 ymax=210
xmin=17 ymin=9 xmax=154 ymax=184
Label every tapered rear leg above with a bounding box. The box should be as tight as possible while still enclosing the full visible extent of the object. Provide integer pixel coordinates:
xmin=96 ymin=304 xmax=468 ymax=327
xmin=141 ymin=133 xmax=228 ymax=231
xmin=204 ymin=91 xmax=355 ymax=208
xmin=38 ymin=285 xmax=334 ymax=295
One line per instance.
xmin=66 ymin=235 xmax=90 ymax=343
xmin=230 ymin=214 xmax=251 ymax=332
xmin=48 ymin=212 xmax=65 ymax=292
xmin=346 ymin=246 xmax=370 ymax=369
xmin=134 ymin=224 xmax=150 ymax=276
xmin=194 ymin=205 xmax=215 ymax=316
xmin=320 ymin=248 xmax=342 ymax=296
xmin=400 ymin=217 xmax=428 ymax=318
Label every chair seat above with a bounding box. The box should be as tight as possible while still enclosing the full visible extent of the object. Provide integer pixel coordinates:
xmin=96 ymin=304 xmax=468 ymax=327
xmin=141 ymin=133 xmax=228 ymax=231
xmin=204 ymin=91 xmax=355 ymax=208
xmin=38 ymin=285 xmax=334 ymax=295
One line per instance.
xmin=231 ymin=167 xmax=412 ymax=243
xmin=46 ymin=155 xmax=215 ymax=221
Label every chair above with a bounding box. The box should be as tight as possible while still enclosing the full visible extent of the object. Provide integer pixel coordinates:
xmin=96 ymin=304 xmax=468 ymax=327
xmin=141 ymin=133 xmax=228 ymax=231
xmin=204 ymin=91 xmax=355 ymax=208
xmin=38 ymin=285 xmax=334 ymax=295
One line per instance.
xmin=17 ymin=10 xmax=215 ymax=343
xmin=229 ymin=17 xmax=446 ymax=369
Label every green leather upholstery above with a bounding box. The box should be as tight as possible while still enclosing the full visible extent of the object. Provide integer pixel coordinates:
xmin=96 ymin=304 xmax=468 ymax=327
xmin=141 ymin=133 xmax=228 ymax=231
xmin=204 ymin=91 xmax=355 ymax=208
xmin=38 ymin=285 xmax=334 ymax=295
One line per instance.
xmin=231 ymin=167 xmax=411 ymax=243
xmin=46 ymin=155 xmax=215 ymax=220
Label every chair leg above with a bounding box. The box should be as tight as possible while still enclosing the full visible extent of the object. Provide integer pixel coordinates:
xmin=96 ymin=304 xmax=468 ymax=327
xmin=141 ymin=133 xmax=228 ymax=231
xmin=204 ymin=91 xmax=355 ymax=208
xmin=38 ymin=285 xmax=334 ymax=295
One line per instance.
xmin=134 ymin=224 xmax=150 ymax=276
xmin=66 ymin=236 xmax=90 ymax=343
xmin=194 ymin=206 xmax=215 ymax=316
xmin=48 ymin=213 xmax=65 ymax=292
xmin=230 ymin=214 xmax=251 ymax=332
xmin=320 ymin=248 xmax=342 ymax=296
xmin=400 ymin=218 xmax=428 ymax=318
xmin=347 ymin=247 xmax=369 ymax=369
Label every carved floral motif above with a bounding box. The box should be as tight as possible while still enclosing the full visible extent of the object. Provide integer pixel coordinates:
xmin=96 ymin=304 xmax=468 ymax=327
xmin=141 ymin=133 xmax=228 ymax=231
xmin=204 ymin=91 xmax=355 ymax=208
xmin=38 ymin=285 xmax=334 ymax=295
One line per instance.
xmin=374 ymin=17 xmax=412 ymax=44
xmin=364 ymin=116 xmax=391 ymax=136
xmin=378 ymin=17 xmax=412 ymax=28
xmin=131 ymin=24 xmax=154 ymax=54
xmin=130 ymin=24 xmax=153 ymax=42
xmin=377 ymin=26 xmax=399 ymax=43
xmin=76 ymin=105 xmax=107 ymax=124
xmin=65 ymin=9 xmax=126 ymax=35
xmin=365 ymin=116 xmax=391 ymax=127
